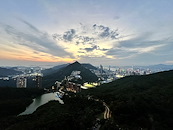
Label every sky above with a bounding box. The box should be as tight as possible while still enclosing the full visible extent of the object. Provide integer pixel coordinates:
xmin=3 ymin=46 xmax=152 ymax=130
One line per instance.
xmin=0 ymin=0 xmax=173 ymax=67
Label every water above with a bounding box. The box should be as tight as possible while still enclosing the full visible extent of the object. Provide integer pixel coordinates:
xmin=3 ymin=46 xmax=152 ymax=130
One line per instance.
xmin=19 ymin=92 xmax=64 ymax=115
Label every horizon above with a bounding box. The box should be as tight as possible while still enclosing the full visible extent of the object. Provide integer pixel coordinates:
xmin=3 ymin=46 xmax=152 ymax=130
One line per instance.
xmin=0 ymin=0 xmax=173 ymax=66
xmin=0 ymin=60 xmax=173 ymax=69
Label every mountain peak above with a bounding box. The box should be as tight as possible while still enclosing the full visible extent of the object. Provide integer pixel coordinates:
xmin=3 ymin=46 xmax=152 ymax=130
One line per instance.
xmin=71 ymin=61 xmax=81 ymax=65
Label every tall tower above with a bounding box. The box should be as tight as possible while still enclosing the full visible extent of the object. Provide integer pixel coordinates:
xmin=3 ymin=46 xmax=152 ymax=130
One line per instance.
xmin=16 ymin=76 xmax=27 ymax=88
xmin=100 ymin=65 xmax=103 ymax=75
xmin=35 ymin=75 xmax=42 ymax=88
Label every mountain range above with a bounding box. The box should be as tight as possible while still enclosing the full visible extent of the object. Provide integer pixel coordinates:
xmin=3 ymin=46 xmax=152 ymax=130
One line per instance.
xmin=112 ymin=64 xmax=173 ymax=71
xmin=0 ymin=67 xmax=22 ymax=77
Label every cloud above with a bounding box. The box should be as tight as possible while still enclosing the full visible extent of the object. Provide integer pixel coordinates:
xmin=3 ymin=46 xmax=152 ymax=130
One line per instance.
xmin=113 ymin=16 xmax=120 ymax=20
xmin=52 ymin=23 xmax=120 ymax=59
xmin=2 ymin=20 xmax=72 ymax=58
xmin=51 ymin=23 xmax=172 ymax=64
xmin=63 ymin=29 xmax=76 ymax=41
xmin=53 ymin=24 xmax=119 ymax=44
xmin=92 ymin=24 xmax=119 ymax=39
xmin=117 ymin=32 xmax=156 ymax=48
xmin=106 ymin=33 xmax=167 ymax=59
xmin=166 ymin=60 xmax=173 ymax=64
xmin=83 ymin=45 xmax=98 ymax=52
xmin=19 ymin=19 xmax=40 ymax=33
xmin=53 ymin=32 xmax=95 ymax=45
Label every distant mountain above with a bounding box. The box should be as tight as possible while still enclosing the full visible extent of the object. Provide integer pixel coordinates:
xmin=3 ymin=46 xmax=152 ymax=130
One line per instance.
xmin=0 ymin=67 xmax=22 ymax=77
xmin=43 ymin=61 xmax=98 ymax=88
xmin=123 ymin=64 xmax=173 ymax=71
xmin=42 ymin=64 xmax=69 ymax=76
xmin=145 ymin=64 xmax=173 ymax=71
xmin=111 ymin=64 xmax=173 ymax=73
xmin=42 ymin=63 xmax=98 ymax=76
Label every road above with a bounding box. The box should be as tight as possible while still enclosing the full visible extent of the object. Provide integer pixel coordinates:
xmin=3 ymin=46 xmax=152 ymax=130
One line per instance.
xmin=103 ymin=102 xmax=111 ymax=119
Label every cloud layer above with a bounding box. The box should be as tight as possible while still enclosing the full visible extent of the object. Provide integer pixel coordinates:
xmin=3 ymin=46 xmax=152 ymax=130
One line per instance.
xmin=52 ymin=24 xmax=120 ymax=59
xmin=0 ymin=20 xmax=74 ymax=62
xmin=52 ymin=23 xmax=170 ymax=65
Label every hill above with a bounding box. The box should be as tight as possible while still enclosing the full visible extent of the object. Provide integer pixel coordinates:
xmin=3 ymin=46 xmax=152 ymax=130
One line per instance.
xmin=42 ymin=64 xmax=69 ymax=76
xmin=146 ymin=64 xmax=173 ymax=71
xmin=0 ymin=87 xmax=44 ymax=119
xmin=42 ymin=63 xmax=98 ymax=76
xmin=43 ymin=61 xmax=98 ymax=88
xmin=0 ymin=67 xmax=22 ymax=77
xmin=82 ymin=70 xmax=173 ymax=129
xmin=0 ymin=96 xmax=104 ymax=130
xmin=82 ymin=63 xmax=98 ymax=70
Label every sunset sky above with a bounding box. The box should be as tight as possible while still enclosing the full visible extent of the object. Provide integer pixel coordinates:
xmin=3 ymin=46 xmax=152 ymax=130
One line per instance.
xmin=0 ymin=0 xmax=173 ymax=66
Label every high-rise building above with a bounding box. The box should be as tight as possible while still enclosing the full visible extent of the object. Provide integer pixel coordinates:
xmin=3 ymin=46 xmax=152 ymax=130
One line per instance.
xmin=100 ymin=65 xmax=103 ymax=75
xmin=16 ymin=76 xmax=27 ymax=88
xmin=35 ymin=75 xmax=42 ymax=88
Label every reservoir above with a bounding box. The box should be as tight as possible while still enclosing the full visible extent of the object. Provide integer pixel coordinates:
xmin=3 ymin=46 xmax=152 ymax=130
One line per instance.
xmin=19 ymin=92 xmax=64 ymax=115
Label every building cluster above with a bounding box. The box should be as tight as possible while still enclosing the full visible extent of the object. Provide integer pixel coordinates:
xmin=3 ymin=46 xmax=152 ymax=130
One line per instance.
xmin=16 ymin=74 xmax=43 ymax=88
xmin=16 ymin=66 xmax=42 ymax=75
xmin=87 ymin=65 xmax=154 ymax=85
xmin=65 ymin=81 xmax=81 ymax=93
xmin=35 ymin=75 xmax=42 ymax=88
xmin=0 ymin=66 xmax=43 ymax=88
xmin=54 ymin=71 xmax=82 ymax=93
xmin=16 ymin=76 xmax=27 ymax=88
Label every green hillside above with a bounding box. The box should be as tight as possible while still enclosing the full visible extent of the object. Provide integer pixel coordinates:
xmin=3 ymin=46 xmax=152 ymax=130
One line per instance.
xmin=82 ymin=70 xmax=173 ymax=129
xmin=42 ymin=64 xmax=69 ymax=76
xmin=43 ymin=61 xmax=98 ymax=88
xmin=82 ymin=63 xmax=98 ymax=70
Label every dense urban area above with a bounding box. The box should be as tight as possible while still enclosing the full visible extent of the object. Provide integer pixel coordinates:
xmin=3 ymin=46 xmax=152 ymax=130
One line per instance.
xmin=1 ymin=62 xmax=172 ymax=89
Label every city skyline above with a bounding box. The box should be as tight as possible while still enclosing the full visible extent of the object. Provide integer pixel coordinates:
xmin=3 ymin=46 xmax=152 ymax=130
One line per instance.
xmin=0 ymin=0 xmax=173 ymax=66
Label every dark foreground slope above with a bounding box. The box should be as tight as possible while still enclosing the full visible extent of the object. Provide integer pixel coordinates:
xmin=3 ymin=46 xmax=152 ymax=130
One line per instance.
xmin=1 ymin=96 xmax=104 ymax=130
xmin=82 ymin=70 xmax=173 ymax=129
xmin=43 ymin=61 xmax=98 ymax=88
xmin=0 ymin=87 xmax=44 ymax=119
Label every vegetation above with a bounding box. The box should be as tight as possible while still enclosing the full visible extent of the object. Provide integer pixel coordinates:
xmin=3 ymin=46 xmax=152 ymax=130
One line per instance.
xmin=42 ymin=63 xmax=98 ymax=76
xmin=42 ymin=63 xmax=69 ymax=76
xmin=82 ymin=63 xmax=98 ymax=70
xmin=43 ymin=61 xmax=98 ymax=88
xmin=82 ymin=70 xmax=173 ymax=129
xmin=0 ymin=67 xmax=22 ymax=77
xmin=1 ymin=70 xmax=173 ymax=129
xmin=0 ymin=78 xmax=16 ymax=87
xmin=0 ymin=87 xmax=44 ymax=119
xmin=0 ymin=95 xmax=104 ymax=130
